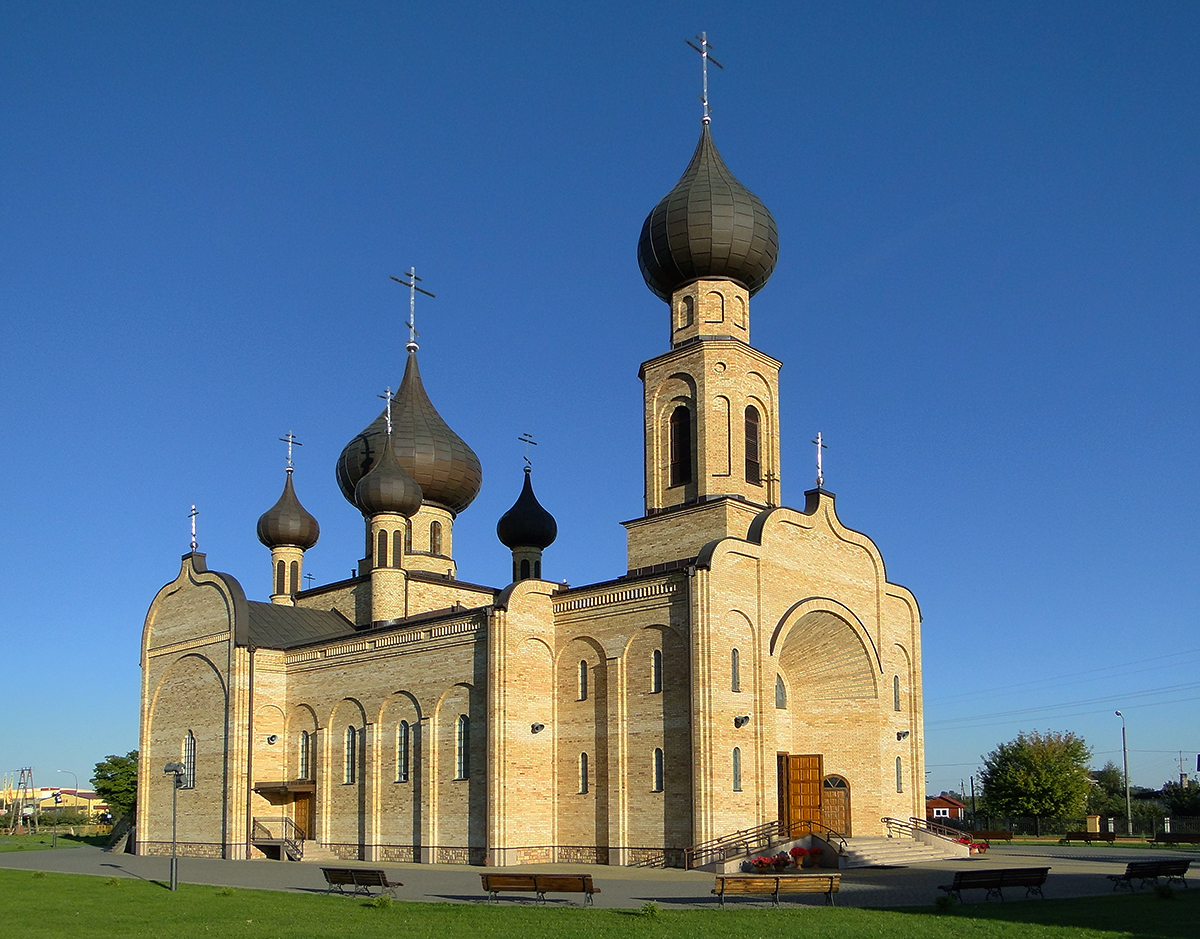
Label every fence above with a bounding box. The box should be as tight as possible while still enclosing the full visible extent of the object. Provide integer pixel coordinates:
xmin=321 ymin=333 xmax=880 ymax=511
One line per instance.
xmin=950 ymin=816 xmax=1200 ymax=838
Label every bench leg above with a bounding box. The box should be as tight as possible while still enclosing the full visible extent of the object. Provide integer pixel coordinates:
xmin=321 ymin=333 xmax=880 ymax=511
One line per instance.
xmin=985 ymin=887 xmax=1003 ymax=902
xmin=536 ymin=891 xmax=546 ymax=906
xmin=584 ymin=892 xmax=595 ymax=907
xmin=1026 ymin=885 xmax=1044 ymax=899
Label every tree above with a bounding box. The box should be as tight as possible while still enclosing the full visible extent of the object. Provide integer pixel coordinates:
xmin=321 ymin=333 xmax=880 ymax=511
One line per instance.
xmin=92 ymin=751 xmax=138 ymax=819
xmin=1160 ymin=780 xmax=1200 ymax=816
xmin=1087 ymin=760 xmax=1127 ymax=816
xmin=979 ymin=731 xmax=1092 ymax=818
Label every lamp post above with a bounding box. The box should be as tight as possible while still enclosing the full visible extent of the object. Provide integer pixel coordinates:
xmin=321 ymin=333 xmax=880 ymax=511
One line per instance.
xmin=163 ymin=762 xmax=185 ymax=890
xmin=1115 ymin=711 xmax=1133 ymax=837
xmin=55 ymin=770 xmax=78 ymax=813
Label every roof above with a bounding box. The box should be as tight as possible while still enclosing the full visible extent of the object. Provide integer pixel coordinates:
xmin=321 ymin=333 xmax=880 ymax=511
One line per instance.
xmin=246 ymin=601 xmax=356 ymax=649
xmin=927 ymin=795 xmax=967 ymax=808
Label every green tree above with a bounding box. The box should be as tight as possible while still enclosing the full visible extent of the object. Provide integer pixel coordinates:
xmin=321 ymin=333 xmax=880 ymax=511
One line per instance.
xmin=1160 ymin=780 xmax=1200 ymax=816
xmin=980 ymin=730 xmax=1092 ymax=817
xmin=1087 ymin=760 xmax=1127 ymax=816
xmin=92 ymin=751 xmax=138 ymax=819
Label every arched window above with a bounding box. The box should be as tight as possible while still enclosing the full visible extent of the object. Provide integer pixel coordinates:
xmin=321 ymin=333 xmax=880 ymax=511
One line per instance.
xmin=775 ymin=674 xmax=787 ymax=709
xmin=895 ymin=756 xmax=903 ymax=793
xmin=289 ymin=560 xmax=299 ymax=594
xmin=579 ymin=752 xmax=589 ymax=794
xmin=669 ymin=405 xmax=692 ymax=487
xmin=298 ymin=730 xmax=310 ymax=780
xmin=376 ymin=530 xmax=388 ymax=569
xmin=430 ymin=521 xmax=443 ymax=556
xmin=651 ymin=649 xmax=663 ymax=694
xmin=392 ymin=529 xmax=403 ymax=566
xmin=182 ymin=730 xmax=196 ymax=789
xmin=745 ymin=406 xmax=761 ymax=484
xmin=520 ymin=558 xmax=530 ymax=580
xmin=344 ymin=726 xmax=357 ymax=784
xmin=731 ymin=648 xmax=741 ymax=692
xmin=652 ymin=748 xmax=665 ymax=792
xmin=578 ymin=659 xmax=588 ymax=700
xmin=275 ymin=560 xmax=285 ymax=596
xmin=893 ymin=675 xmax=901 ymax=712
xmin=534 ymin=559 xmax=541 ymax=578
xmin=456 ymin=714 xmax=470 ymax=779
xmin=404 ymin=519 xmax=412 ymax=553
xmin=732 ymin=747 xmax=742 ymax=792
xmin=397 ymin=721 xmax=410 ymax=782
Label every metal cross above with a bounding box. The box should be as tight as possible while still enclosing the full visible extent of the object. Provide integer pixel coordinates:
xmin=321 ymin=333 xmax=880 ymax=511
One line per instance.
xmin=812 ymin=432 xmax=827 ymax=489
xmin=304 ymin=572 xmax=315 ymax=590
xmin=518 ymin=432 xmax=538 ymax=468
xmin=389 ymin=267 xmax=436 ymax=353
xmin=377 ymin=387 xmax=394 ymax=435
xmin=686 ymin=31 xmax=723 ymax=125
xmin=188 ymin=504 xmax=199 ymax=552
xmin=278 ymin=431 xmax=302 ymax=471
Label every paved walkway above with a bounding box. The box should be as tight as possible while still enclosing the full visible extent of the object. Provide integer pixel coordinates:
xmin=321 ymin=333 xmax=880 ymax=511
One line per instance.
xmin=0 ymin=842 xmax=1194 ymax=909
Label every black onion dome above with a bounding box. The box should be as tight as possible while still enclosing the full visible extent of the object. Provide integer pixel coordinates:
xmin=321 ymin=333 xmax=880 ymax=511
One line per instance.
xmin=354 ymin=432 xmax=424 ymax=518
xmin=496 ymin=467 xmax=558 ymax=550
xmin=257 ymin=470 xmax=320 ymax=549
xmin=637 ymin=123 xmax=779 ymax=302
xmin=336 ymin=351 xmax=483 ymax=515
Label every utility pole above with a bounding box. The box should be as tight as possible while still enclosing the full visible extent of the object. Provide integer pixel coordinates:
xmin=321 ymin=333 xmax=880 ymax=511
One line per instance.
xmin=1115 ymin=711 xmax=1133 ymax=837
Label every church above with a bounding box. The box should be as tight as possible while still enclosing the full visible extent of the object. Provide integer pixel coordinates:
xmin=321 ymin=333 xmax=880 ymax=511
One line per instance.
xmin=136 ymin=98 xmax=925 ymax=866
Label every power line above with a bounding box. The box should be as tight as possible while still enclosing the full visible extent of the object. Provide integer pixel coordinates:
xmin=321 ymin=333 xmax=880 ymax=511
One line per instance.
xmin=928 ymin=681 xmax=1200 ymax=727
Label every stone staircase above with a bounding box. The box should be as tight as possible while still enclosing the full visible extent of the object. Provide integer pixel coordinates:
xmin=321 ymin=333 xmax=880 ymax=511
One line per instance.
xmin=840 ymin=834 xmax=965 ymax=868
xmin=297 ymin=840 xmax=341 ymax=863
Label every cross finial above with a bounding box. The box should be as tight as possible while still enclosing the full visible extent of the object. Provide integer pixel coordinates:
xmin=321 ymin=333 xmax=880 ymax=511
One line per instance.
xmin=518 ymin=432 xmax=538 ymax=469
xmin=188 ymin=504 xmax=199 ymax=552
xmin=812 ymin=432 xmax=827 ymax=489
xmin=377 ymin=387 xmax=394 ymax=436
xmin=389 ymin=267 xmax=436 ymax=353
xmin=278 ymin=431 xmax=302 ymax=472
xmin=686 ymin=31 xmax=724 ymax=125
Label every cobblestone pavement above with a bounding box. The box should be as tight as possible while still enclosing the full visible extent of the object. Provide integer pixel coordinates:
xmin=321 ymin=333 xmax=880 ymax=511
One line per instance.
xmin=0 ymin=843 xmax=1194 ymax=909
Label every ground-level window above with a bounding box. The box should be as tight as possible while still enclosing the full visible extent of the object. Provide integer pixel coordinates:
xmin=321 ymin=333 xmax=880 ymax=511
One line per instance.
xmin=456 ymin=714 xmax=470 ymax=779
xmin=732 ymin=747 xmax=742 ymax=791
xmin=397 ymin=721 xmax=410 ymax=782
xmin=895 ymin=757 xmax=903 ymax=793
xmin=775 ymin=674 xmax=787 ymax=709
xmin=298 ymin=730 xmax=310 ymax=779
xmin=652 ymin=748 xmax=664 ymax=792
xmin=344 ymin=726 xmax=357 ymax=784
xmin=182 ymin=730 xmax=196 ymax=789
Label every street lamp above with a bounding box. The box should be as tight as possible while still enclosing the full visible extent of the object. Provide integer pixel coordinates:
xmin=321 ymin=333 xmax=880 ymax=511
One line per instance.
xmin=163 ymin=762 xmax=186 ymax=891
xmin=1115 ymin=711 xmax=1133 ymax=837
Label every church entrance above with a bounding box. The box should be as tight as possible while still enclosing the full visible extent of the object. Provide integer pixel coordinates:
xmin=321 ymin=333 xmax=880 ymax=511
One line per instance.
xmin=293 ymin=792 xmax=314 ymax=839
xmin=820 ymin=775 xmax=851 ymax=836
xmin=776 ymin=753 xmax=822 ymax=837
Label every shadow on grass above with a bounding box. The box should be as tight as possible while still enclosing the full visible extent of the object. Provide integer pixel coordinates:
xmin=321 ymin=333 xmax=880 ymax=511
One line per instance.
xmin=99 ymin=862 xmax=169 ymax=890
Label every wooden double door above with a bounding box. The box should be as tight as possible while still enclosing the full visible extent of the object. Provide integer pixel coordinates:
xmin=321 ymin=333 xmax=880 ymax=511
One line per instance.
xmin=777 ymin=753 xmax=852 ymax=837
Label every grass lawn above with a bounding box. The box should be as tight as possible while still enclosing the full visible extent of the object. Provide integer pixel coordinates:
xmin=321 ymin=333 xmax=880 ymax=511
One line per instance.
xmin=0 ymin=833 xmax=103 ymax=853
xmin=0 ymin=869 xmax=1195 ymax=939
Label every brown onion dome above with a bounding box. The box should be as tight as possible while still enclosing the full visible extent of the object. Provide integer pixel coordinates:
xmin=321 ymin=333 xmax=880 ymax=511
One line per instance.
xmin=496 ymin=467 xmax=558 ymax=550
xmin=257 ymin=469 xmax=320 ymax=549
xmin=354 ymin=432 xmax=424 ymax=518
xmin=336 ymin=351 xmax=483 ymax=515
xmin=637 ymin=123 xmax=779 ymax=302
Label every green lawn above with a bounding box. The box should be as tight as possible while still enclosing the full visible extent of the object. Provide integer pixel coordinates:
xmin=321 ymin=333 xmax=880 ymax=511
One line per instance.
xmin=0 ymin=869 xmax=1195 ymax=939
xmin=0 ymin=833 xmax=100 ymax=853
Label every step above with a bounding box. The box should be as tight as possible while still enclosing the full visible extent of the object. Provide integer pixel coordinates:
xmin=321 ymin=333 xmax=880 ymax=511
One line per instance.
xmin=840 ymin=835 xmax=963 ymax=869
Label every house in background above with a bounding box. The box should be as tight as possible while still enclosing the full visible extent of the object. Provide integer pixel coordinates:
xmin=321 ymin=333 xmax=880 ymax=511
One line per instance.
xmin=926 ymin=794 xmax=966 ymax=821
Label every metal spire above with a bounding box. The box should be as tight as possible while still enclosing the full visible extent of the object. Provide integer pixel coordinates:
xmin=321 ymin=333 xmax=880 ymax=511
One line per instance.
xmin=188 ymin=504 xmax=199 ymax=552
xmin=812 ymin=432 xmax=827 ymax=489
xmin=389 ymin=267 xmax=436 ymax=353
xmin=377 ymin=387 xmax=394 ymax=436
xmin=686 ymin=31 xmax=723 ymax=125
xmin=518 ymin=432 xmax=538 ymax=469
xmin=278 ymin=431 xmax=302 ymax=472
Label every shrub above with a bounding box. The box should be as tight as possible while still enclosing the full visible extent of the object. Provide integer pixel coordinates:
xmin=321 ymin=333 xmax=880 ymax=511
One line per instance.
xmin=368 ymin=894 xmax=392 ymax=909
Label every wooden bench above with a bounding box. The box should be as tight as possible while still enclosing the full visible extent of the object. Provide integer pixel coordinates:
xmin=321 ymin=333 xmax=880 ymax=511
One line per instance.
xmin=1108 ymin=859 xmax=1191 ymax=891
xmin=938 ymin=867 xmax=1050 ymax=902
xmin=320 ymin=866 xmax=403 ymax=897
xmin=1059 ymin=831 xmax=1116 ymax=845
xmin=1149 ymin=833 xmax=1200 ymax=846
xmin=970 ymin=830 xmax=1013 ymax=843
xmin=480 ymin=873 xmax=601 ymax=906
xmin=711 ymin=874 xmax=841 ymax=908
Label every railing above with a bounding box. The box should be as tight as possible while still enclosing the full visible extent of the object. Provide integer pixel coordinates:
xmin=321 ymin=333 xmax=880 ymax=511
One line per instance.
xmin=881 ymin=815 xmax=968 ymax=845
xmin=681 ymin=819 xmax=848 ymax=870
xmin=251 ymin=816 xmax=305 ymax=861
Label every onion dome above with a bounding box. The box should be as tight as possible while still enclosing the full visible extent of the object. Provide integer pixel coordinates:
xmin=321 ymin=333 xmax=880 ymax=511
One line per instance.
xmin=257 ymin=469 xmax=320 ymax=549
xmin=637 ymin=123 xmax=779 ymax=302
xmin=496 ymin=467 xmax=558 ymax=550
xmin=336 ymin=350 xmax=483 ymax=515
xmin=354 ymin=432 xmax=424 ymax=518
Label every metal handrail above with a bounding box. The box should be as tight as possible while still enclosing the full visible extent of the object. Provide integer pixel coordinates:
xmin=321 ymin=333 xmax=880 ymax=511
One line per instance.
xmin=908 ymin=816 xmax=970 ymax=842
xmin=683 ymin=818 xmax=849 ymax=870
xmin=882 ymin=815 xmax=970 ymax=845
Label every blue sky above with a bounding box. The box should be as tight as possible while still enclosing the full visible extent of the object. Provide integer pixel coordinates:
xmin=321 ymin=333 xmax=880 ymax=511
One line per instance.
xmin=2 ymin=1 xmax=1197 ymax=800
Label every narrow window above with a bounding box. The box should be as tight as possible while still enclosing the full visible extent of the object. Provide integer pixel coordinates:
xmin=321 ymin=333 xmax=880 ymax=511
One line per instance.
xmin=456 ymin=714 xmax=470 ymax=779
xmin=893 ymin=674 xmax=901 ymax=712
xmin=430 ymin=521 xmax=443 ymax=556
xmin=298 ymin=730 xmax=310 ymax=780
xmin=745 ymin=406 xmax=761 ymax=484
xmin=520 ymin=558 xmax=530 ymax=580
xmin=397 ymin=721 xmax=410 ymax=782
xmin=289 ymin=560 xmax=299 ymax=594
xmin=579 ymin=752 xmax=589 ymax=794
xmin=578 ymin=659 xmax=588 ymax=700
xmin=669 ymin=406 xmax=692 ymax=487
xmin=533 ymin=559 xmax=541 ymax=578
xmin=404 ymin=519 xmax=412 ymax=553
xmin=344 ymin=726 xmax=357 ymax=784
xmin=653 ymin=748 xmax=664 ymax=792
xmin=376 ymin=530 xmax=388 ymax=569
xmin=733 ymin=747 xmax=742 ymax=792
xmin=275 ymin=560 xmax=285 ymax=596
xmin=651 ymin=649 xmax=663 ymax=694
xmin=775 ymin=674 xmax=787 ymax=709
xmin=182 ymin=730 xmax=196 ymax=789
xmin=392 ymin=529 xmax=403 ymax=567
xmin=731 ymin=648 xmax=741 ymax=692
xmin=896 ymin=756 xmax=903 ymax=793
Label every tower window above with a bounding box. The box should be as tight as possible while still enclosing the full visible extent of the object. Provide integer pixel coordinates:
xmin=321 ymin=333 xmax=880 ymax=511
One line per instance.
xmin=397 ymin=721 xmax=410 ymax=782
xmin=669 ymin=406 xmax=692 ymax=487
xmin=733 ymin=746 xmax=742 ymax=792
xmin=456 ymin=714 xmax=470 ymax=779
xmin=430 ymin=521 xmax=443 ymax=556
xmin=775 ymin=674 xmax=787 ymax=709
xmin=893 ymin=675 xmax=901 ymax=712
xmin=182 ymin=730 xmax=196 ymax=789
xmin=534 ymin=559 xmax=541 ymax=578
xmin=404 ymin=519 xmax=412 ymax=553
xmin=298 ymin=730 xmax=310 ymax=780
xmin=745 ymin=406 xmax=761 ymax=485
xmin=896 ymin=756 xmax=903 ymax=793
xmin=651 ymin=649 xmax=662 ymax=694
xmin=579 ymin=752 xmax=589 ymax=794
xmin=344 ymin=726 xmax=357 ymax=784
xmin=731 ymin=648 xmax=741 ymax=693
xmin=578 ymin=660 xmax=588 ymax=700
xmin=376 ymin=530 xmax=388 ymax=569
xmin=392 ymin=530 xmax=403 ymax=567
xmin=653 ymin=748 xmax=664 ymax=792
xmin=520 ymin=558 xmax=530 ymax=580
xmin=289 ymin=560 xmax=299 ymax=594
xmin=275 ymin=560 xmax=285 ymax=596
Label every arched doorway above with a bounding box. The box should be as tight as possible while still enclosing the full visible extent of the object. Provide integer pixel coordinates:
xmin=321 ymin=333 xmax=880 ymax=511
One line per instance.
xmin=821 ymin=776 xmax=851 ymax=836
